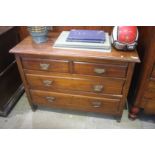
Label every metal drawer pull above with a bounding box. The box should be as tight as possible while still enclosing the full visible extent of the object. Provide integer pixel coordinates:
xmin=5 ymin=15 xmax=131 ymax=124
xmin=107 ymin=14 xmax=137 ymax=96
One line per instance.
xmin=40 ymin=63 xmax=50 ymax=70
xmin=91 ymin=101 xmax=102 ymax=108
xmin=45 ymin=96 xmax=55 ymax=103
xmin=43 ymin=80 xmax=53 ymax=86
xmin=94 ymin=68 xmax=106 ymax=74
xmin=93 ymin=85 xmax=104 ymax=92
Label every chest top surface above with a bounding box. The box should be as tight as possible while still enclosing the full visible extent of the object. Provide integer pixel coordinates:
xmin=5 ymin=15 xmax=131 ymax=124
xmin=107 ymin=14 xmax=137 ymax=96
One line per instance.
xmin=10 ymin=32 xmax=140 ymax=63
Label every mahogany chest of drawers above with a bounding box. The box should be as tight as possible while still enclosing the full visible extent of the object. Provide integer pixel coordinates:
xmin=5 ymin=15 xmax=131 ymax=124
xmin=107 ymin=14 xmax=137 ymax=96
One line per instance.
xmin=10 ymin=32 xmax=140 ymax=121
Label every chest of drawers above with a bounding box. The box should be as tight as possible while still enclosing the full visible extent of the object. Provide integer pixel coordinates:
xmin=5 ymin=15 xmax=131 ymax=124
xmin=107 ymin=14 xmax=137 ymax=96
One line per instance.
xmin=10 ymin=32 xmax=140 ymax=121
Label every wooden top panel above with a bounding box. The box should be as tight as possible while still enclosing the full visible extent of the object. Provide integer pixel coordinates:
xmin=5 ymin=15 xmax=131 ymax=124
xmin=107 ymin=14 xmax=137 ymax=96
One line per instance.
xmin=10 ymin=32 xmax=140 ymax=63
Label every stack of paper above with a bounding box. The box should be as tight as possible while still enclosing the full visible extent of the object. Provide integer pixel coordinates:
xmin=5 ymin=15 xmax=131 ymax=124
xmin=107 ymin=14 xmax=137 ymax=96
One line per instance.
xmin=53 ymin=31 xmax=111 ymax=52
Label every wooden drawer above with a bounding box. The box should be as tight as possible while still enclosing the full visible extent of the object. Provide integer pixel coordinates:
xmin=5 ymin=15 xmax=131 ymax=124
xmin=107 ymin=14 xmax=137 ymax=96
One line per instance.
xmin=30 ymin=90 xmax=121 ymax=114
xmin=143 ymin=80 xmax=155 ymax=99
xmin=22 ymin=58 xmax=69 ymax=73
xmin=141 ymin=99 xmax=155 ymax=114
xmin=151 ymin=65 xmax=155 ymax=78
xmin=73 ymin=61 xmax=127 ymax=78
xmin=26 ymin=74 xmax=124 ymax=95
xmin=144 ymin=91 xmax=155 ymax=100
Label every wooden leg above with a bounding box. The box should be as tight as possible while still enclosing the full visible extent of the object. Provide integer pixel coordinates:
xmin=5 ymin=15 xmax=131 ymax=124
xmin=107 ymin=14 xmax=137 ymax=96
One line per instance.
xmin=128 ymin=106 xmax=140 ymax=120
xmin=31 ymin=104 xmax=38 ymax=112
xmin=116 ymin=116 xmax=122 ymax=123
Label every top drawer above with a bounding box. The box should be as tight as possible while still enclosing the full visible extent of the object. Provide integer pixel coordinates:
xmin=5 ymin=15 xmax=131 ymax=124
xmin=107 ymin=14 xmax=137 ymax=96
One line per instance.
xmin=73 ymin=62 xmax=127 ymax=78
xmin=22 ymin=58 xmax=69 ymax=73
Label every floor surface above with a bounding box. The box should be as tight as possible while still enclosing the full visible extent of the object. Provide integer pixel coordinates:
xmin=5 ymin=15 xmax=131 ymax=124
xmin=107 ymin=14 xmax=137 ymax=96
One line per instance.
xmin=0 ymin=93 xmax=155 ymax=129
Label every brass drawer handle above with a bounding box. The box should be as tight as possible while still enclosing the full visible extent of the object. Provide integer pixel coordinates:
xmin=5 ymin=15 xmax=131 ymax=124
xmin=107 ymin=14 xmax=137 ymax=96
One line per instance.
xmin=45 ymin=96 xmax=55 ymax=103
xmin=93 ymin=85 xmax=104 ymax=92
xmin=43 ymin=80 xmax=53 ymax=86
xmin=94 ymin=68 xmax=106 ymax=74
xmin=40 ymin=63 xmax=50 ymax=70
xmin=91 ymin=101 xmax=102 ymax=108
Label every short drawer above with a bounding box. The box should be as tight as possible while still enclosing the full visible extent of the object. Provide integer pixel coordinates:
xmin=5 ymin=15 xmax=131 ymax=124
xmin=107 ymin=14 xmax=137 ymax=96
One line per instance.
xmin=22 ymin=58 xmax=69 ymax=73
xmin=30 ymin=90 xmax=121 ymax=114
xmin=73 ymin=62 xmax=127 ymax=78
xmin=26 ymin=74 xmax=124 ymax=95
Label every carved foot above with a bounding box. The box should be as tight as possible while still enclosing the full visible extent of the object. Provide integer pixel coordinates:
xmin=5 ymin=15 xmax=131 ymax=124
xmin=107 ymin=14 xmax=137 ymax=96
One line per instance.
xmin=31 ymin=104 xmax=38 ymax=112
xmin=129 ymin=106 xmax=140 ymax=120
xmin=116 ymin=116 xmax=121 ymax=123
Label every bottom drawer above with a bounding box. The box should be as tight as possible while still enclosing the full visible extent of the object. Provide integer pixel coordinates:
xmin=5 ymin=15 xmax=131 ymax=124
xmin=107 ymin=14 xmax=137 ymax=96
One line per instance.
xmin=30 ymin=90 xmax=121 ymax=114
xmin=141 ymin=99 xmax=155 ymax=114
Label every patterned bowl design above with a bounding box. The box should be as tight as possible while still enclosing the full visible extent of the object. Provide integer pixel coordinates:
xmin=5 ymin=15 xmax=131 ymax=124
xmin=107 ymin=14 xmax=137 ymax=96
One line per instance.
xmin=27 ymin=26 xmax=48 ymax=43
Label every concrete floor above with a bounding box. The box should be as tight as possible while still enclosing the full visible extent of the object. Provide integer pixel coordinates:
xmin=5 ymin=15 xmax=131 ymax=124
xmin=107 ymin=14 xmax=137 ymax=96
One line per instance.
xmin=0 ymin=93 xmax=155 ymax=129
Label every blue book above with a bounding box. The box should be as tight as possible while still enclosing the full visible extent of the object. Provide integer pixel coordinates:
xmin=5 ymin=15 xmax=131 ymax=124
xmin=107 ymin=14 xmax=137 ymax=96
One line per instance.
xmin=66 ymin=29 xmax=105 ymax=43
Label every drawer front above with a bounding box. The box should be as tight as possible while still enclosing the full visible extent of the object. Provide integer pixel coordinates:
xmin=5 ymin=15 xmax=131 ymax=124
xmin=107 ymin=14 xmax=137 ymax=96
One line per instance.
xmin=30 ymin=90 xmax=121 ymax=114
xmin=73 ymin=62 xmax=127 ymax=78
xmin=26 ymin=74 xmax=124 ymax=95
xmin=144 ymin=80 xmax=155 ymax=100
xmin=142 ymin=99 xmax=155 ymax=114
xmin=151 ymin=65 xmax=155 ymax=78
xmin=22 ymin=58 xmax=69 ymax=73
xmin=144 ymin=91 xmax=155 ymax=100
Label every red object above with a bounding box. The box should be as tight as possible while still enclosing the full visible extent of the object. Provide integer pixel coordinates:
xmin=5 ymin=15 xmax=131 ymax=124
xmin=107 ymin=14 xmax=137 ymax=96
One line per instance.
xmin=131 ymin=107 xmax=140 ymax=114
xmin=118 ymin=26 xmax=137 ymax=44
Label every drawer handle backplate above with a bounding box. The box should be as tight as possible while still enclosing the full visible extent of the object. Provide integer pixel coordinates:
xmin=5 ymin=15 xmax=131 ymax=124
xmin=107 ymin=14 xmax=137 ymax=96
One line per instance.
xmin=43 ymin=80 xmax=53 ymax=86
xmin=94 ymin=68 xmax=106 ymax=74
xmin=45 ymin=96 xmax=55 ymax=103
xmin=40 ymin=63 xmax=50 ymax=70
xmin=91 ymin=101 xmax=102 ymax=108
xmin=93 ymin=85 xmax=104 ymax=92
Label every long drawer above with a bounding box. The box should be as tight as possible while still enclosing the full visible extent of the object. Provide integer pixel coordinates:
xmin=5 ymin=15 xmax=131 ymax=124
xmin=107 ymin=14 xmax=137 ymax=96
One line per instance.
xmin=26 ymin=74 xmax=124 ymax=95
xmin=73 ymin=61 xmax=127 ymax=78
xmin=30 ymin=90 xmax=121 ymax=114
xmin=22 ymin=58 xmax=69 ymax=73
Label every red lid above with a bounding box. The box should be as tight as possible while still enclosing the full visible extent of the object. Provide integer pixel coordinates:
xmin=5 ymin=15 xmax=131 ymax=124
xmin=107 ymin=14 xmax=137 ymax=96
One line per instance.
xmin=118 ymin=26 xmax=137 ymax=44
